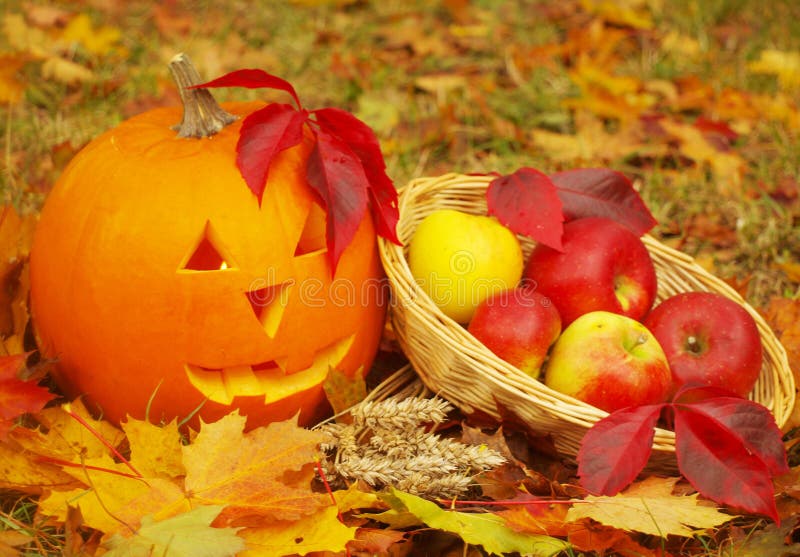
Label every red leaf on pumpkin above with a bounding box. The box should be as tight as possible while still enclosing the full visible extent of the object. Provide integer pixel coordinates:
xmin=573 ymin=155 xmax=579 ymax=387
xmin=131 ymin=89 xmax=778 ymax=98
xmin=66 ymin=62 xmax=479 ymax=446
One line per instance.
xmin=577 ymin=403 xmax=664 ymax=496
xmin=306 ymin=129 xmax=369 ymax=272
xmin=486 ymin=168 xmax=565 ymax=251
xmin=235 ymin=103 xmax=308 ymax=203
xmin=196 ymin=68 xmax=301 ymax=107
xmin=312 ymin=107 xmax=400 ymax=244
xmin=549 ymin=168 xmax=657 ymax=235
xmin=674 ymin=404 xmax=780 ymax=522
xmin=0 ymin=353 xmax=55 ymax=438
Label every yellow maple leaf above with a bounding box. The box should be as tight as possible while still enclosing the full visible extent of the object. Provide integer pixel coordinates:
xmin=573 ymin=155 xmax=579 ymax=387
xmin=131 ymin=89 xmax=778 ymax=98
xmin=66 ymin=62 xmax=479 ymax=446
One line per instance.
xmin=238 ymin=505 xmax=357 ymax=556
xmin=182 ymin=411 xmax=330 ymax=524
xmin=37 ymin=457 xmax=190 ymax=536
xmin=566 ymin=476 xmax=734 ymax=537
xmin=122 ymin=417 xmax=185 ymax=480
xmin=14 ymin=400 xmax=126 ymax=462
xmin=748 ymin=49 xmax=800 ymax=91
xmin=60 ymin=13 xmax=122 ymax=57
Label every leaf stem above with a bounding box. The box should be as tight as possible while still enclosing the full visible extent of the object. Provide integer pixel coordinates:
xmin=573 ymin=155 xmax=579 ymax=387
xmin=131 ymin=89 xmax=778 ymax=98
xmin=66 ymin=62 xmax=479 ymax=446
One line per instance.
xmin=168 ymin=52 xmax=237 ymax=138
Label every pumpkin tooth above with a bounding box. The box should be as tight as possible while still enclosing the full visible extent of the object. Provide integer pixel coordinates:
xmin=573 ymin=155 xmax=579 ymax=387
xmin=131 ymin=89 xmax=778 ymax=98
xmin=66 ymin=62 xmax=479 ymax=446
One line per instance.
xmin=256 ymin=334 xmax=355 ymax=404
xmin=184 ymin=364 xmax=232 ymax=405
xmin=221 ymin=365 xmax=264 ymax=400
xmin=184 ymin=335 xmax=357 ymax=404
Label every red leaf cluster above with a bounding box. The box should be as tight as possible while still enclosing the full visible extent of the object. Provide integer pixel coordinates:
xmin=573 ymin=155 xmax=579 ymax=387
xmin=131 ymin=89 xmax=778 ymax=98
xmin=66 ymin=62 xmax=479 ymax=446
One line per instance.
xmin=195 ymin=69 xmax=400 ymax=271
xmin=487 ymin=167 xmax=657 ymax=249
xmin=577 ymin=386 xmax=789 ymax=523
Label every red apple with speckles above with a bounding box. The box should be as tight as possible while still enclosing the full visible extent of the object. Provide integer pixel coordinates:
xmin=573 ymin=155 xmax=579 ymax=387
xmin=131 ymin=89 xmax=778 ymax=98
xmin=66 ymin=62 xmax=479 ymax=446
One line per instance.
xmin=468 ymin=287 xmax=562 ymax=379
xmin=644 ymin=291 xmax=763 ymax=397
xmin=544 ymin=311 xmax=672 ymax=413
xmin=523 ymin=217 xmax=657 ymax=327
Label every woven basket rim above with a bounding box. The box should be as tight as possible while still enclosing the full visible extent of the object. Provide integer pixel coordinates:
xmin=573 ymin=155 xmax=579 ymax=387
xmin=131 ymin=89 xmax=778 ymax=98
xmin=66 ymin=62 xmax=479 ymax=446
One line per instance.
xmin=378 ymin=172 xmax=796 ymax=461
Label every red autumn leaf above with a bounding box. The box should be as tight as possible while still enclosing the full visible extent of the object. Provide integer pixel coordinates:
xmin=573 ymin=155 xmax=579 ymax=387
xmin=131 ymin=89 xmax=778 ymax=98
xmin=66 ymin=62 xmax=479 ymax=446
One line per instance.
xmin=0 ymin=353 xmax=55 ymax=438
xmin=196 ymin=68 xmax=301 ymax=107
xmin=312 ymin=107 xmax=400 ymax=245
xmin=487 ymin=168 xmax=565 ymax=251
xmin=577 ymin=403 xmax=664 ymax=496
xmin=549 ymin=168 xmax=657 ymax=235
xmin=673 ymin=405 xmax=780 ymax=523
xmin=674 ymin=387 xmax=789 ymax=477
xmin=235 ymin=103 xmax=308 ymax=203
xmin=306 ymin=129 xmax=370 ymax=272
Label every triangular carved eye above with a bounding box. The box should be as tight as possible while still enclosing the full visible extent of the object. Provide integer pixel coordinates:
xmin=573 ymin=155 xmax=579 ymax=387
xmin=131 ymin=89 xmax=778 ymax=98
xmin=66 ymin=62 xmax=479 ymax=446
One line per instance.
xmin=294 ymin=201 xmax=328 ymax=258
xmin=246 ymin=282 xmax=292 ymax=338
xmin=181 ymin=221 xmax=234 ymax=271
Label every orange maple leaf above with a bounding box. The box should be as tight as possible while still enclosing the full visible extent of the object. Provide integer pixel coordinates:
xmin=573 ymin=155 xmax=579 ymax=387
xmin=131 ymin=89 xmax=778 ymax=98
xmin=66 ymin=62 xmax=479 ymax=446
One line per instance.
xmin=182 ymin=411 xmax=330 ymax=525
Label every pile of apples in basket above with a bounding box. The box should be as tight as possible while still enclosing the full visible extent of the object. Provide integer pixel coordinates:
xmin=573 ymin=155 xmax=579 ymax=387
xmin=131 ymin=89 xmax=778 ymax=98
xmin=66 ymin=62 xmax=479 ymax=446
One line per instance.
xmin=407 ymin=167 xmax=762 ymax=414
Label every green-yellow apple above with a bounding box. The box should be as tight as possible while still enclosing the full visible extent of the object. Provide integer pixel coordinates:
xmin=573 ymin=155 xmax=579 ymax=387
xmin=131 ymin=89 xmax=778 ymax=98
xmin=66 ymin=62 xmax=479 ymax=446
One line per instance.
xmin=544 ymin=311 xmax=671 ymax=413
xmin=524 ymin=217 xmax=657 ymax=327
xmin=408 ymin=209 xmax=524 ymax=323
xmin=468 ymin=287 xmax=562 ymax=379
xmin=643 ymin=291 xmax=763 ymax=397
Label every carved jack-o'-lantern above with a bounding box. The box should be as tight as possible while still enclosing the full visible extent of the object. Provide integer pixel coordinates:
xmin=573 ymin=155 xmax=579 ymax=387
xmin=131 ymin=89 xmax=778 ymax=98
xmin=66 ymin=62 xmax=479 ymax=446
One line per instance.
xmin=29 ymin=61 xmax=388 ymax=428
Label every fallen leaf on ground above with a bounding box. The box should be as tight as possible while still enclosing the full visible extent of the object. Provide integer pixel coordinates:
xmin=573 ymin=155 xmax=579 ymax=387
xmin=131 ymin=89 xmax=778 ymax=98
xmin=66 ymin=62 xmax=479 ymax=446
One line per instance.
xmin=379 ymin=488 xmax=569 ymax=556
xmin=566 ymin=476 xmax=734 ymax=537
xmin=101 ymin=505 xmax=244 ymax=557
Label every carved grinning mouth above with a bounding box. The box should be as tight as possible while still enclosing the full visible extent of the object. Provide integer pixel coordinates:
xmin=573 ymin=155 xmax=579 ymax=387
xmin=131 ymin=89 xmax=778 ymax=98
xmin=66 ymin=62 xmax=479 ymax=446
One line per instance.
xmin=185 ymin=335 xmax=355 ymax=405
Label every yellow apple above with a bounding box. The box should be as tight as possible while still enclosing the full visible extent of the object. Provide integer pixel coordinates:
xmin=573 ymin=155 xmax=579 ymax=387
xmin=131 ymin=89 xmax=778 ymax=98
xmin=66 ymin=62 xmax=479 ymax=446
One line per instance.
xmin=408 ymin=209 xmax=524 ymax=323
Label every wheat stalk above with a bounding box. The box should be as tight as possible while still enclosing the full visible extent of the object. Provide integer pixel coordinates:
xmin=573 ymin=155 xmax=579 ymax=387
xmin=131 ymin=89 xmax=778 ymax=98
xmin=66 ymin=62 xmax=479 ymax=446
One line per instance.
xmin=318 ymin=395 xmax=505 ymax=498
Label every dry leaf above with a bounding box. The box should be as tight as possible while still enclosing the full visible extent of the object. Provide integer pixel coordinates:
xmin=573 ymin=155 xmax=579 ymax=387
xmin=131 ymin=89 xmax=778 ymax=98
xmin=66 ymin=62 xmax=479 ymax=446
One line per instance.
xmin=182 ymin=411 xmax=329 ymax=524
xmin=60 ymin=13 xmax=122 ymax=57
xmin=101 ymin=505 xmax=244 ymax=557
xmin=565 ymin=476 xmax=734 ymax=537
xmin=122 ymin=417 xmax=185 ymax=480
xmin=748 ymin=49 xmax=800 ymax=91
xmin=238 ymin=505 xmax=357 ymax=557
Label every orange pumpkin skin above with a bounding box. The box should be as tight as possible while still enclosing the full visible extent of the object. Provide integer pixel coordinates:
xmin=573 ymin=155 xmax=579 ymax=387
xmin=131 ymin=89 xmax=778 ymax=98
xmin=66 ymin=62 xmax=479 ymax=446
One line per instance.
xmin=30 ymin=101 xmax=387 ymax=428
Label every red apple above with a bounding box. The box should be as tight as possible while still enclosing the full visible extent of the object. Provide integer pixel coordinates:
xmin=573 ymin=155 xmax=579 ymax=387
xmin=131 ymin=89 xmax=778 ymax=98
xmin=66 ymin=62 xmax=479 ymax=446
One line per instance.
xmin=468 ymin=288 xmax=562 ymax=378
xmin=544 ymin=311 xmax=671 ymax=413
xmin=523 ymin=217 xmax=657 ymax=327
xmin=643 ymin=291 xmax=763 ymax=397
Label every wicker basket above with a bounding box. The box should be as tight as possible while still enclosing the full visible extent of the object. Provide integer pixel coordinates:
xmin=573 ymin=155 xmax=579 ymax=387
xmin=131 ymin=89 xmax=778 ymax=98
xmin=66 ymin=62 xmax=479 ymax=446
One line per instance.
xmin=378 ymin=173 xmax=796 ymax=472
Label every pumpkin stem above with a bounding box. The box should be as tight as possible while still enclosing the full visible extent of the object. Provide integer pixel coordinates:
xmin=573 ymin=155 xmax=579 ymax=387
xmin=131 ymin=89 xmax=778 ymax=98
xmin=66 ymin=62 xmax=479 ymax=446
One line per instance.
xmin=169 ymin=53 xmax=237 ymax=138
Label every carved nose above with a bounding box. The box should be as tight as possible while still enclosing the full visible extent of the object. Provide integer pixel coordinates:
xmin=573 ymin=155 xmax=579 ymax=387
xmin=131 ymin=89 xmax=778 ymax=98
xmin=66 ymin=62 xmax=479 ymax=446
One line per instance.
xmin=246 ymin=281 xmax=292 ymax=338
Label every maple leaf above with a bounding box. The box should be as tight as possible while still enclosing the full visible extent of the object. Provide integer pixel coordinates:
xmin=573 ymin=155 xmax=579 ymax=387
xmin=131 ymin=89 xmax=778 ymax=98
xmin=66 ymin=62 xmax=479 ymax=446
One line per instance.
xmin=0 ymin=353 xmax=54 ymax=439
xmin=0 ymin=53 xmax=28 ymax=104
xmin=121 ymin=417 xmax=185 ymax=480
xmin=567 ymin=476 xmax=734 ymax=537
xmin=102 ymin=506 xmax=245 ymax=557
xmin=323 ymin=366 xmax=368 ymax=416
xmin=182 ymin=411 xmax=330 ymax=524
xmin=378 ymin=488 xmax=569 ymax=556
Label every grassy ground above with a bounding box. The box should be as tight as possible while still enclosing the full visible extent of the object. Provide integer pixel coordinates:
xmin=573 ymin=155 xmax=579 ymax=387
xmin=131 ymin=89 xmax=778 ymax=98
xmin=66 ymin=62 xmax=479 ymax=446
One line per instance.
xmin=3 ymin=0 xmax=799 ymax=306
xmin=1 ymin=0 xmax=800 ymax=555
